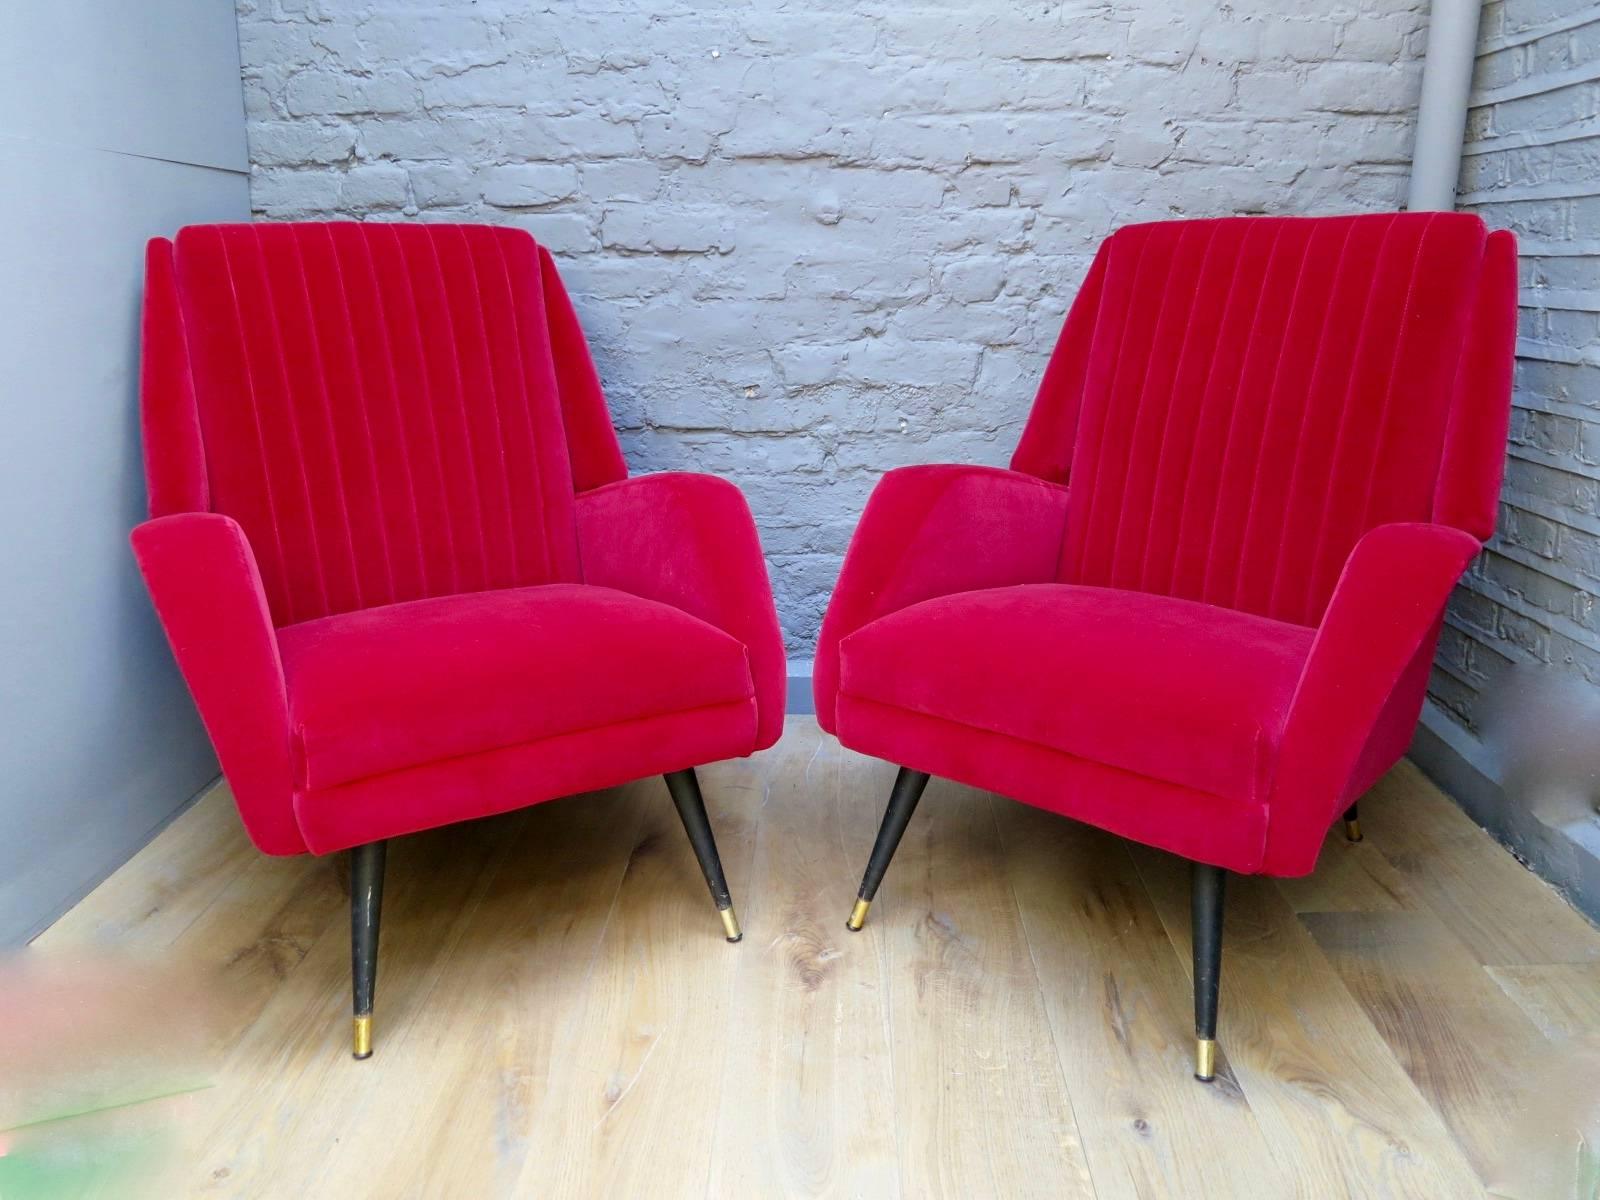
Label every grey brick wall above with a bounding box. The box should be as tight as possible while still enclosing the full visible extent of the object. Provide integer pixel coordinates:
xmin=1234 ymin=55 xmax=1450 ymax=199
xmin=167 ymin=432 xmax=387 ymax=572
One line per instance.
xmin=236 ymin=0 xmax=1427 ymax=655
xmin=1436 ymin=0 xmax=1600 ymax=730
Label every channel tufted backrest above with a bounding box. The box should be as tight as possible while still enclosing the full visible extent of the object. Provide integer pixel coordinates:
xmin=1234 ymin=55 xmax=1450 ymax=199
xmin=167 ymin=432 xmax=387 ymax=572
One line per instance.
xmin=142 ymin=223 xmax=627 ymax=627
xmin=1013 ymin=212 xmax=1517 ymax=628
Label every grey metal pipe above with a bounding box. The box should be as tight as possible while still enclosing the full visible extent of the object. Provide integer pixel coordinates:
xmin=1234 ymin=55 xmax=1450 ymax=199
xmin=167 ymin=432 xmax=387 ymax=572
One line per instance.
xmin=1408 ymin=0 xmax=1485 ymax=211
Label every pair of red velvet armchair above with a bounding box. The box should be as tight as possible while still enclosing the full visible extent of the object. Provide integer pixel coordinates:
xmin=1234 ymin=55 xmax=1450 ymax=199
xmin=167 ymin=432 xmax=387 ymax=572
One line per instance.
xmin=135 ymin=214 xmax=1514 ymax=1080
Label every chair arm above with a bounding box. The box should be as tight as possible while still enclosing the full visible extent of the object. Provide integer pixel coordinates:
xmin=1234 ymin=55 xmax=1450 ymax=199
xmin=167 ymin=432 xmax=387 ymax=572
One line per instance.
xmin=1262 ymin=522 xmax=1481 ymax=875
xmin=813 ymin=464 xmax=1071 ymax=731
xmin=130 ymin=513 xmax=303 ymax=854
xmin=575 ymin=472 xmax=786 ymax=751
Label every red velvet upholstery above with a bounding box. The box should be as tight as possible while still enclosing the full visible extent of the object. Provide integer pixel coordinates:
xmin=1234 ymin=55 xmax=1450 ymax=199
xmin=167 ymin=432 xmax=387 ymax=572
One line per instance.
xmin=817 ymin=213 xmax=1516 ymax=877
xmin=575 ymin=471 xmax=788 ymax=752
xmin=134 ymin=222 xmax=783 ymax=856
xmin=812 ymin=464 xmax=1071 ymax=732
xmin=842 ymin=586 xmax=1313 ymax=806
xmin=280 ymin=585 xmax=754 ymax=792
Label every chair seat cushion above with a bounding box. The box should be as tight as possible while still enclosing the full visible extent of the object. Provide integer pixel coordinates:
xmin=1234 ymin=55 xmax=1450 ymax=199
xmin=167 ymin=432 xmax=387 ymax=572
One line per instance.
xmin=838 ymin=584 xmax=1314 ymax=805
xmin=279 ymin=584 xmax=755 ymax=790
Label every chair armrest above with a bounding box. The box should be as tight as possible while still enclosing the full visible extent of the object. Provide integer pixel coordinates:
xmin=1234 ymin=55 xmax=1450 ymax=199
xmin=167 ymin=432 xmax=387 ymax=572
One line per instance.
xmin=1263 ymin=522 xmax=1481 ymax=875
xmin=813 ymin=464 xmax=1071 ymax=731
xmin=130 ymin=513 xmax=303 ymax=854
xmin=575 ymin=472 xmax=786 ymax=751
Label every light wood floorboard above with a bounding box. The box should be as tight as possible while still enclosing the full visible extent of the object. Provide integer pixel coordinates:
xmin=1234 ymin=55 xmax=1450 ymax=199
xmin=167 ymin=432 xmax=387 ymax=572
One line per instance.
xmin=13 ymin=717 xmax=1600 ymax=1198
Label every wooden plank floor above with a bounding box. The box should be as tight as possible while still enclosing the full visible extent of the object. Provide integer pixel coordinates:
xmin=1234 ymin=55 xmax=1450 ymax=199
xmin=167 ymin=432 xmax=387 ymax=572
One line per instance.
xmin=14 ymin=716 xmax=1600 ymax=1199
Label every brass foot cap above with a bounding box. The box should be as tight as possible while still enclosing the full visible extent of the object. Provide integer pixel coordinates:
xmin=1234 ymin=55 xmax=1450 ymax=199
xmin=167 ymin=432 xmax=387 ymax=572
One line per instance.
xmin=846 ymin=898 xmax=870 ymax=932
xmin=720 ymin=906 xmax=743 ymax=943
xmin=1344 ymin=818 xmax=1364 ymax=843
xmin=1194 ymin=1037 xmax=1217 ymax=1082
xmin=352 ymin=1015 xmax=373 ymax=1060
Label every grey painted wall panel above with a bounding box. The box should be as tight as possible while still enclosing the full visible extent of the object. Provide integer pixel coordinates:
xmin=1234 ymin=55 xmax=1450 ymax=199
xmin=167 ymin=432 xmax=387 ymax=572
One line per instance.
xmin=0 ymin=1 xmax=248 ymax=172
xmin=0 ymin=28 xmax=249 ymax=944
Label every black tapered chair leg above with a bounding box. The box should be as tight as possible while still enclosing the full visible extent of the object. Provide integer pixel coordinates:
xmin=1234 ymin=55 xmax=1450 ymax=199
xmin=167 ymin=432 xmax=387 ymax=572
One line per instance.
xmin=350 ymin=840 xmax=387 ymax=1060
xmin=846 ymin=766 xmax=931 ymax=932
xmin=664 ymin=768 xmax=743 ymax=943
xmin=1191 ymin=861 xmax=1226 ymax=1081
xmin=1343 ymin=801 xmax=1363 ymax=842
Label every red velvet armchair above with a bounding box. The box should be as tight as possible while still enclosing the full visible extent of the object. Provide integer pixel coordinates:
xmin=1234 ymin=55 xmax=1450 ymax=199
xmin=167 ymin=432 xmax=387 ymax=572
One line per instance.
xmin=133 ymin=223 xmax=784 ymax=1057
xmin=815 ymin=213 xmax=1516 ymax=1081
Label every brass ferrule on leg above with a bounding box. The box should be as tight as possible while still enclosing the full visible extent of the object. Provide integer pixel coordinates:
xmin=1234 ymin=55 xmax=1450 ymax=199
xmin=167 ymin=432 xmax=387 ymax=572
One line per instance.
xmin=846 ymin=898 xmax=871 ymax=932
xmin=1194 ymin=1037 xmax=1217 ymax=1081
xmin=1344 ymin=817 xmax=1363 ymax=843
xmin=720 ymin=906 xmax=743 ymax=943
xmin=352 ymin=1014 xmax=374 ymax=1060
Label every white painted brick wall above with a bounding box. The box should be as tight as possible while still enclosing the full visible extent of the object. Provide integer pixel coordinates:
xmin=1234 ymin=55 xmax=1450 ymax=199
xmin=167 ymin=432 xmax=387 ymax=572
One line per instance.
xmin=236 ymin=0 xmax=1427 ymax=653
xmin=1437 ymin=0 xmax=1600 ymax=729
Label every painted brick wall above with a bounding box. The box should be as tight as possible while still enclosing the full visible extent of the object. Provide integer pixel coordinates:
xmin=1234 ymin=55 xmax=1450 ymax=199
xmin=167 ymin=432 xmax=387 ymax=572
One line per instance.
xmin=1433 ymin=0 xmax=1600 ymax=731
xmin=236 ymin=0 xmax=1427 ymax=654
